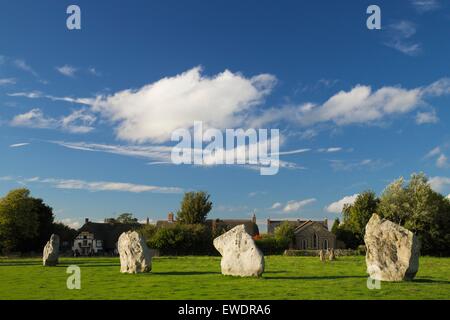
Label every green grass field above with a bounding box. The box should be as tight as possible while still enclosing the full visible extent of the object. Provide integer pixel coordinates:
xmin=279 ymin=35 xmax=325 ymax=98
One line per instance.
xmin=0 ymin=256 xmax=449 ymax=300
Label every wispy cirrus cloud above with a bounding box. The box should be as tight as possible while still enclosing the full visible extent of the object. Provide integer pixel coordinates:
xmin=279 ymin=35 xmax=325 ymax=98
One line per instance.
xmin=411 ymin=0 xmax=440 ymax=13
xmin=384 ymin=21 xmax=421 ymax=56
xmin=329 ymin=159 xmax=391 ymax=172
xmin=429 ymin=176 xmax=450 ymax=193
xmin=10 ymin=108 xmax=96 ymax=133
xmin=56 ymin=65 xmax=77 ymax=77
xmin=0 ymin=78 xmax=16 ymax=86
xmin=14 ymin=176 xmax=183 ymax=194
xmin=425 ymin=146 xmax=450 ymax=168
xmin=14 ymin=59 xmax=39 ymax=77
xmin=270 ymin=198 xmax=316 ymax=213
xmin=9 ymin=143 xmax=30 ymax=148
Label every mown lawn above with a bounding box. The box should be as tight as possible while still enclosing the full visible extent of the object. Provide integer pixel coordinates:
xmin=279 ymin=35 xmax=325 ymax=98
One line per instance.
xmin=0 ymin=256 xmax=449 ymax=300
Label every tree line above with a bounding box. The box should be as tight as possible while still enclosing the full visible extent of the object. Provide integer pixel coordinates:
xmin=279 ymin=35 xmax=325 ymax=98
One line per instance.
xmin=331 ymin=173 xmax=450 ymax=256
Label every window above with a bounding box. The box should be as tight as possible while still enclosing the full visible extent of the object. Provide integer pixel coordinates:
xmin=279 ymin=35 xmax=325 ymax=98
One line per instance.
xmin=96 ymin=240 xmax=102 ymax=247
xmin=313 ymin=234 xmax=318 ymax=249
xmin=302 ymin=239 xmax=308 ymax=249
xmin=323 ymin=239 xmax=329 ymax=250
xmin=82 ymin=240 xmax=87 ymax=246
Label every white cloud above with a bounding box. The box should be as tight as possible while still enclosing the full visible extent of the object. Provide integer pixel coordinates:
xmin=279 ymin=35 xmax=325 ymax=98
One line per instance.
xmin=411 ymin=0 xmax=440 ymax=12
xmin=252 ymin=84 xmax=423 ymax=128
xmin=270 ymin=202 xmax=282 ymax=210
xmin=429 ymin=176 xmax=450 ymax=192
xmin=57 ymin=218 xmax=81 ymax=229
xmin=56 ymin=65 xmax=77 ymax=77
xmin=425 ymin=146 xmax=449 ymax=168
xmin=318 ymin=147 xmax=342 ymax=153
xmin=282 ymin=198 xmax=316 ymax=213
xmin=21 ymin=176 xmax=183 ymax=194
xmin=326 ymin=194 xmax=359 ymax=214
xmin=10 ymin=143 xmax=30 ymax=148
xmin=14 ymin=59 xmax=38 ymax=77
xmin=10 ymin=108 xmax=96 ymax=133
xmin=329 ymin=159 xmax=389 ymax=172
xmin=384 ymin=21 xmax=421 ymax=56
xmin=11 ymin=108 xmax=58 ymax=129
xmin=426 ymin=147 xmax=441 ymax=159
xmin=0 ymin=78 xmax=16 ymax=86
xmin=437 ymin=154 xmax=449 ymax=168
xmin=88 ymin=67 xmax=101 ymax=76
xmin=416 ymin=110 xmax=439 ymax=124
xmin=88 ymin=66 xmax=276 ymax=143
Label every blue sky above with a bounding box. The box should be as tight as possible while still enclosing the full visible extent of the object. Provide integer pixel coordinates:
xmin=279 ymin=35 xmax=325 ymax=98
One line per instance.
xmin=1 ymin=0 xmax=450 ymax=231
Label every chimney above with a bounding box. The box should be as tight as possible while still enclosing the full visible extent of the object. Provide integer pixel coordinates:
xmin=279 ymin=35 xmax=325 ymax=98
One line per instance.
xmin=85 ymin=218 xmax=89 ymax=224
xmin=252 ymin=212 xmax=257 ymax=224
xmin=324 ymin=218 xmax=328 ymax=230
xmin=146 ymin=217 xmax=150 ymax=225
xmin=168 ymin=212 xmax=174 ymax=223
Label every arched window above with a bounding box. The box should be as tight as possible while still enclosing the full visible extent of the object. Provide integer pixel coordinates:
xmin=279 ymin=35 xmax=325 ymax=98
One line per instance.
xmin=313 ymin=234 xmax=318 ymax=249
xmin=302 ymin=239 xmax=308 ymax=249
xmin=323 ymin=239 xmax=329 ymax=250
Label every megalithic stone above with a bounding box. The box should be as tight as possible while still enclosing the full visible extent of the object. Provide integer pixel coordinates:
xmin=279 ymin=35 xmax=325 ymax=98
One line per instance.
xmin=213 ymin=225 xmax=264 ymax=277
xmin=43 ymin=234 xmax=60 ymax=266
xmin=364 ymin=214 xmax=420 ymax=282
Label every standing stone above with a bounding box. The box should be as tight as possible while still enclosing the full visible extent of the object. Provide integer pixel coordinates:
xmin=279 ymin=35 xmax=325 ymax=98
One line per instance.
xmin=43 ymin=234 xmax=60 ymax=266
xmin=319 ymin=249 xmax=325 ymax=262
xmin=213 ymin=225 xmax=264 ymax=277
xmin=118 ymin=231 xmax=152 ymax=274
xmin=328 ymin=249 xmax=336 ymax=261
xmin=364 ymin=214 xmax=420 ymax=282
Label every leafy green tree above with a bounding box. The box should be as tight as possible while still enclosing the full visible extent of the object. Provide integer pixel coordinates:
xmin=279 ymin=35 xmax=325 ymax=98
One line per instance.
xmin=378 ymin=173 xmax=450 ymax=255
xmin=331 ymin=218 xmax=340 ymax=234
xmin=176 ymin=192 xmax=212 ymax=224
xmin=0 ymin=189 xmax=39 ymax=253
xmin=116 ymin=213 xmax=138 ymax=224
xmin=52 ymin=222 xmax=78 ymax=244
xmin=274 ymin=221 xmax=295 ymax=247
xmin=342 ymin=191 xmax=380 ymax=243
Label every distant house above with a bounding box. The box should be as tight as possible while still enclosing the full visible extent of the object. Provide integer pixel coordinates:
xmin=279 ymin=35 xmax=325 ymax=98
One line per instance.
xmin=156 ymin=213 xmax=260 ymax=237
xmin=267 ymin=218 xmax=336 ymax=250
xmin=72 ymin=218 xmax=142 ymax=256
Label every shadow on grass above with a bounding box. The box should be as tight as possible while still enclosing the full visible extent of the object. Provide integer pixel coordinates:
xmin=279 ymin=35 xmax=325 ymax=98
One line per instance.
xmin=264 ymin=275 xmax=368 ymax=280
xmin=412 ymin=278 xmax=450 ymax=284
xmin=0 ymin=261 xmax=42 ymax=266
xmin=153 ymin=271 xmax=221 ymax=276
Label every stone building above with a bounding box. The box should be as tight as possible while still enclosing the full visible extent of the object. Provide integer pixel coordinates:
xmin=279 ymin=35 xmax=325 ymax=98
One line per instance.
xmin=267 ymin=218 xmax=336 ymax=250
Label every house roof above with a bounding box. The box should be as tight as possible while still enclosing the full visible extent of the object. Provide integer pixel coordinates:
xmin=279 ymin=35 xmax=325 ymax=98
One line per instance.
xmin=206 ymin=219 xmax=260 ymax=236
xmin=78 ymin=222 xmax=140 ymax=250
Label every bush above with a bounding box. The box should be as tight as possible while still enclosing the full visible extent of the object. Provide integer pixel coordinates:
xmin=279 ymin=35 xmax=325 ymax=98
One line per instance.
xmin=255 ymin=235 xmax=287 ymax=255
xmin=147 ymin=224 xmax=215 ymax=255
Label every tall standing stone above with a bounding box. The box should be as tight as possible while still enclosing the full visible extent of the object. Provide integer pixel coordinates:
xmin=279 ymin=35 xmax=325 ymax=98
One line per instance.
xmin=364 ymin=214 xmax=420 ymax=281
xmin=328 ymin=249 xmax=336 ymax=261
xmin=118 ymin=231 xmax=152 ymax=274
xmin=43 ymin=234 xmax=60 ymax=266
xmin=319 ymin=249 xmax=325 ymax=262
xmin=213 ymin=225 xmax=264 ymax=277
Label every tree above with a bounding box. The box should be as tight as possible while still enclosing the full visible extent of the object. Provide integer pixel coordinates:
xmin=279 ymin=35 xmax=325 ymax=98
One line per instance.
xmin=274 ymin=221 xmax=295 ymax=247
xmin=0 ymin=189 xmax=39 ymax=253
xmin=331 ymin=218 xmax=340 ymax=234
xmin=378 ymin=173 xmax=450 ymax=255
xmin=176 ymin=192 xmax=212 ymax=224
xmin=342 ymin=190 xmax=379 ymax=243
xmin=116 ymin=213 xmax=138 ymax=224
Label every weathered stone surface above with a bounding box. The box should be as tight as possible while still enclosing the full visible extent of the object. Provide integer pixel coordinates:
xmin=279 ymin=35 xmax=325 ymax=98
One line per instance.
xmin=118 ymin=231 xmax=152 ymax=274
xmin=364 ymin=214 xmax=420 ymax=281
xmin=213 ymin=225 xmax=264 ymax=277
xmin=319 ymin=249 xmax=325 ymax=262
xmin=328 ymin=249 xmax=336 ymax=261
xmin=43 ymin=234 xmax=59 ymax=266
